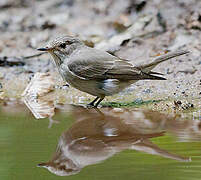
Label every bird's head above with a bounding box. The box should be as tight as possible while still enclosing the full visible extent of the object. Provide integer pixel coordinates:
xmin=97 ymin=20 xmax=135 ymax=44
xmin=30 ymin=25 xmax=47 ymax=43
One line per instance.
xmin=37 ymin=161 xmax=80 ymax=176
xmin=37 ymin=36 xmax=83 ymax=65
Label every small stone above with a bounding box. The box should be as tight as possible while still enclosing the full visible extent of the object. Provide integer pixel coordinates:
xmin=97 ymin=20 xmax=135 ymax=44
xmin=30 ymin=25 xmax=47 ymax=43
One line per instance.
xmin=174 ymin=100 xmax=182 ymax=107
xmin=143 ymin=88 xmax=152 ymax=94
xmin=41 ymin=21 xmax=56 ymax=30
xmin=0 ymin=91 xmax=4 ymax=99
xmin=112 ymin=108 xmax=124 ymax=113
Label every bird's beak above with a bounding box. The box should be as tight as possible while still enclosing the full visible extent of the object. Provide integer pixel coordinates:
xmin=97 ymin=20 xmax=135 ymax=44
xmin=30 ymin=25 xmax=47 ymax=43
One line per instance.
xmin=37 ymin=162 xmax=47 ymax=167
xmin=37 ymin=47 xmax=48 ymax=51
xmin=37 ymin=47 xmax=52 ymax=52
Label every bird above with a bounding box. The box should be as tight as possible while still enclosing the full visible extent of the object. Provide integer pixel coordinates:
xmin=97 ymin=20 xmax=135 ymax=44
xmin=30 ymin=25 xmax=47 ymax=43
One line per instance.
xmin=37 ymin=36 xmax=189 ymax=107
xmin=37 ymin=106 xmax=191 ymax=176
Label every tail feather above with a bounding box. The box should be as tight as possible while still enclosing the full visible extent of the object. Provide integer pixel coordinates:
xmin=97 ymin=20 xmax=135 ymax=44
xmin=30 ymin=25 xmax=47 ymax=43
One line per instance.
xmin=143 ymin=72 xmax=166 ymax=80
xmin=149 ymin=71 xmax=164 ymax=75
xmin=137 ymin=50 xmax=189 ymax=71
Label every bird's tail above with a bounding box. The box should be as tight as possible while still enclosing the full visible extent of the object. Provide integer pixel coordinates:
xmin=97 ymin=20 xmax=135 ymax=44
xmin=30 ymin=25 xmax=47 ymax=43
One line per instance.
xmin=137 ymin=50 xmax=189 ymax=72
xmin=137 ymin=70 xmax=166 ymax=80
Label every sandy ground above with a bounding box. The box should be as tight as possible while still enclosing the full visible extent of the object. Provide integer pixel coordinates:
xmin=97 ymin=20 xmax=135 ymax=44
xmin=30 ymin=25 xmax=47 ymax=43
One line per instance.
xmin=0 ymin=0 xmax=200 ymax=112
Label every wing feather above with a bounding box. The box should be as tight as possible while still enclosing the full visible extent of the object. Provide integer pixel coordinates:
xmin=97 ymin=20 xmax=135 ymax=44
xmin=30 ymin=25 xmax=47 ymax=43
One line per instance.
xmin=67 ymin=47 xmax=163 ymax=80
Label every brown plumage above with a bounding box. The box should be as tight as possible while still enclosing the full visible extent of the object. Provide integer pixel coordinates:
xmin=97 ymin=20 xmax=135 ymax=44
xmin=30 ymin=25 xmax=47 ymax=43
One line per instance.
xmin=38 ymin=36 xmax=189 ymax=107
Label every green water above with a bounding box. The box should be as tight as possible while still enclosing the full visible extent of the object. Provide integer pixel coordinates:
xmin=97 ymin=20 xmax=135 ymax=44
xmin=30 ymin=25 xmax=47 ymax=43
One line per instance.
xmin=0 ymin=104 xmax=201 ymax=180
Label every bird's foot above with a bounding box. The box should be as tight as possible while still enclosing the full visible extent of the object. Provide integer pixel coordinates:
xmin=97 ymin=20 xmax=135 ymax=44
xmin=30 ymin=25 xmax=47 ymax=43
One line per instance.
xmin=86 ymin=103 xmax=96 ymax=109
xmin=86 ymin=97 xmax=99 ymax=108
xmin=86 ymin=97 xmax=104 ymax=108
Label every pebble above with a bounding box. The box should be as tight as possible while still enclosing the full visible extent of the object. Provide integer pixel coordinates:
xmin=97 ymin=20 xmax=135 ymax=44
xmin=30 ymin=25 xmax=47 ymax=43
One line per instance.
xmin=112 ymin=108 xmax=124 ymax=113
xmin=143 ymin=88 xmax=152 ymax=94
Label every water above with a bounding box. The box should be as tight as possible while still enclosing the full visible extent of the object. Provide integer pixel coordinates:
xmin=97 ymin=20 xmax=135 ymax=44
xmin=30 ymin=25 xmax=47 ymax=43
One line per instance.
xmin=0 ymin=101 xmax=201 ymax=180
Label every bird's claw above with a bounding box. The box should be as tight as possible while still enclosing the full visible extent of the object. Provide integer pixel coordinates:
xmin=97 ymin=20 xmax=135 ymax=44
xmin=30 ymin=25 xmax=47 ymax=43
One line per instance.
xmin=86 ymin=103 xmax=96 ymax=109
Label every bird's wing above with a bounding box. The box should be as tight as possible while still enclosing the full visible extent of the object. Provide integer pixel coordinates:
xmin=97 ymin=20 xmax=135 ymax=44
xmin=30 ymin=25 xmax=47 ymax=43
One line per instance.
xmin=67 ymin=47 xmax=165 ymax=80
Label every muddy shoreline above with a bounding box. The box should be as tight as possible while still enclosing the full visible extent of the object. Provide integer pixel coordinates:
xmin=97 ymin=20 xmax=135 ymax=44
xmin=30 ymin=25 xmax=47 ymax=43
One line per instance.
xmin=0 ymin=0 xmax=200 ymax=114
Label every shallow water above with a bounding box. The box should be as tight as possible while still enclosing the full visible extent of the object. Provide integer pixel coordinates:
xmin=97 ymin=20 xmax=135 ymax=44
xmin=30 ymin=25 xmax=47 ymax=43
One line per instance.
xmin=0 ymin=101 xmax=201 ymax=180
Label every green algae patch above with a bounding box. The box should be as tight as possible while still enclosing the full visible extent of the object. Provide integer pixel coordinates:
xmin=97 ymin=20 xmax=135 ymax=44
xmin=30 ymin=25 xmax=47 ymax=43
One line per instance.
xmin=101 ymin=99 xmax=162 ymax=108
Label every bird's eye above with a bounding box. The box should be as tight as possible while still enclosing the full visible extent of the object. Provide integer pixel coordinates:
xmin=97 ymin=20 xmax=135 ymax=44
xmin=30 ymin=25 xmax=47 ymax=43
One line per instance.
xmin=59 ymin=43 xmax=66 ymax=49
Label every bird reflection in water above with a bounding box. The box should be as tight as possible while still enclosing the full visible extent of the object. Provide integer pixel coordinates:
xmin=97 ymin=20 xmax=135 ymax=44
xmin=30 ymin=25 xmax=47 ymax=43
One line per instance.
xmin=37 ymin=106 xmax=191 ymax=176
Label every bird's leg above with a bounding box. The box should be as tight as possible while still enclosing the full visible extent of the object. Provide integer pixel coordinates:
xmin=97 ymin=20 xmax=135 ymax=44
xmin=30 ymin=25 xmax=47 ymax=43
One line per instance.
xmin=94 ymin=97 xmax=104 ymax=108
xmin=87 ymin=97 xmax=99 ymax=107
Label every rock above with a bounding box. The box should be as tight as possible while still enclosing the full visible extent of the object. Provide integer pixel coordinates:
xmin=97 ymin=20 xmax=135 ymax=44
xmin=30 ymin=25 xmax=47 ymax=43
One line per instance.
xmin=0 ymin=56 xmax=25 ymax=67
